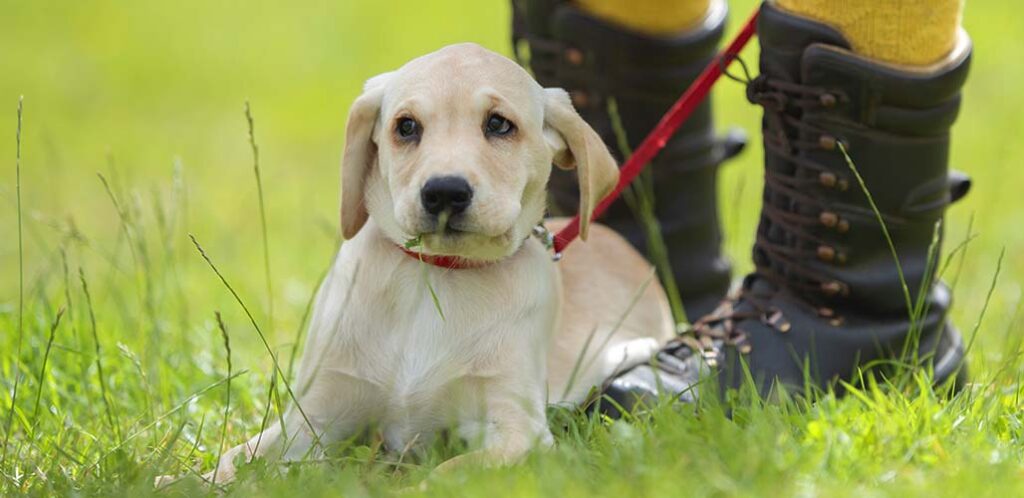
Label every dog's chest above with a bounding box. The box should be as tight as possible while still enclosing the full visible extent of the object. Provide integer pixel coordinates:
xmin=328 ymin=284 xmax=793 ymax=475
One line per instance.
xmin=318 ymin=233 xmax=557 ymax=449
xmin=344 ymin=281 xmax=508 ymax=444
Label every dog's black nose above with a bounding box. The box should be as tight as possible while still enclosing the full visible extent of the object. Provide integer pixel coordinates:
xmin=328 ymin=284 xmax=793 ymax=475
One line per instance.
xmin=421 ymin=176 xmax=473 ymax=216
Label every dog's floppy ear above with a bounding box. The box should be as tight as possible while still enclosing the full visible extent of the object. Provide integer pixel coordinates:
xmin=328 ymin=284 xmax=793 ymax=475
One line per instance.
xmin=341 ymin=72 xmax=392 ymax=239
xmin=542 ymin=88 xmax=619 ymax=241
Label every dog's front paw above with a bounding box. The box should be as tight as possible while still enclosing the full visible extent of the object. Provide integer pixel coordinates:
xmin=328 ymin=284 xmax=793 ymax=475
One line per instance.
xmin=154 ymin=450 xmax=241 ymax=490
xmin=153 ymin=471 xmax=210 ymax=490
xmin=153 ymin=473 xmax=180 ymax=489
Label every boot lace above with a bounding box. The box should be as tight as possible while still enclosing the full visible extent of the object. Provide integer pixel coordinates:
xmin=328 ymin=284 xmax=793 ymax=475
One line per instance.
xmin=676 ymin=61 xmax=855 ymax=358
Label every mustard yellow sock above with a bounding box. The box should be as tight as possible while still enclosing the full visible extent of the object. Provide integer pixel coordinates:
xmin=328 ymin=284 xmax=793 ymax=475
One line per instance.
xmin=574 ymin=0 xmax=712 ymax=35
xmin=775 ymin=0 xmax=964 ymax=66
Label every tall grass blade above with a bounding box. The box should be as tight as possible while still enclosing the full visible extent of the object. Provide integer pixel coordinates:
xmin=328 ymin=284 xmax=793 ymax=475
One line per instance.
xmin=59 ymin=249 xmax=80 ymax=353
xmin=86 ymin=370 xmax=249 ymax=473
xmin=899 ymin=220 xmax=942 ymax=368
xmin=421 ymin=262 xmax=446 ymax=322
xmin=560 ymin=325 xmax=600 ymax=401
xmin=188 ymin=234 xmax=323 ymax=450
xmin=251 ymin=370 xmax=278 ymax=459
xmin=3 ymin=96 xmax=26 ymax=466
xmin=962 ymin=247 xmax=1005 ymax=358
xmin=212 ymin=312 xmax=232 ymax=486
xmin=576 ymin=268 xmax=658 ymax=383
xmin=97 ymin=171 xmax=162 ymax=365
xmin=404 ymin=236 xmax=446 ymax=321
xmin=97 ymin=172 xmax=144 ymax=277
xmin=607 ymin=98 xmax=687 ymax=325
xmin=837 ymin=142 xmax=914 ymax=322
xmin=30 ymin=308 xmax=65 ymax=436
xmin=949 ymin=213 xmax=975 ymax=290
xmin=79 ymin=267 xmax=121 ymax=443
xmin=245 ymin=102 xmax=275 ymax=329
xmin=286 ymin=267 xmax=329 ymax=381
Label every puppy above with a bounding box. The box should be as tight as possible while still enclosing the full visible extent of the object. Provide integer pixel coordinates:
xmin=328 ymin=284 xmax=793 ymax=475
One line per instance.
xmin=192 ymin=43 xmax=673 ymax=483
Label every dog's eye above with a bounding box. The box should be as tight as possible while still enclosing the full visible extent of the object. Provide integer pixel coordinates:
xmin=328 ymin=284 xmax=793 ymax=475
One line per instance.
xmin=396 ymin=117 xmax=420 ymax=139
xmin=485 ymin=114 xmax=515 ymax=137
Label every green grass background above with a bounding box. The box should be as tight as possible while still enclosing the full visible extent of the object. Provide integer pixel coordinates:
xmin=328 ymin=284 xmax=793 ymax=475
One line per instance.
xmin=2 ymin=0 xmax=1023 ymax=496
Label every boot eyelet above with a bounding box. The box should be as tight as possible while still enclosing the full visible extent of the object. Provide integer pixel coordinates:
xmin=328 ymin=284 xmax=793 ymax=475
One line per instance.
xmin=837 ymin=178 xmax=850 ymax=191
xmin=817 ymin=307 xmax=835 ymax=318
xmin=565 ymin=47 xmax=584 ymax=66
xmin=829 ymin=317 xmax=845 ymax=327
xmin=569 ymin=90 xmax=590 ymax=108
xmin=818 ymin=134 xmax=837 ymax=150
xmin=821 ymin=280 xmax=848 ymax=296
xmin=819 ymin=211 xmax=839 ymax=228
xmin=817 ymin=245 xmax=836 ymax=262
xmin=764 ymin=310 xmax=792 ymax=332
xmin=819 ymin=172 xmax=838 ymax=188
xmin=837 ymin=219 xmax=850 ymax=233
xmin=819 ymin=93 xmax=837 ymax=108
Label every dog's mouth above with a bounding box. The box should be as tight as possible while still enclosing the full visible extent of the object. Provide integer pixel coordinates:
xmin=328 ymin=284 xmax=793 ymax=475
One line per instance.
xmin=437 ymin=224 xmax=467 ymax=237
xmin=396 ymin=207 xmax=520 ymax=261
xmin=406 ymin=224 xmax=516 ymax=262
xmin=443 ymin=228 xmax=470 ymax=241
xmin=417 ymin=223 xmax=479 ymax=248
xmin=418 ymin=209 xmax=482 ymax=239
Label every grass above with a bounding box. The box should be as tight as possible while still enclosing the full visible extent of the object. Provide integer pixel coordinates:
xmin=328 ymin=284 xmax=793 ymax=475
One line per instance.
xmin=837 ymin=142 xmax=915 ymax=321
xmin=244 ymin=102 xmax=275 ymax=330
xmin=607 ymin=97 xmax=689 ymax=326
xmin=188 ymin=233 xmax=322 ymax=452
xmin=2 ymin=96 xmax=24 ymax=466
xmin=212 ymin=311 xmax=232 ymax=487
xmin=3 ymin=0 xmax=1024 ymax=496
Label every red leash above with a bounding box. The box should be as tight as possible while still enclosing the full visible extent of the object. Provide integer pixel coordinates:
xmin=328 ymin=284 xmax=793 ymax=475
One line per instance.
xmin=552 ymin=7 xmax=761 ymax=255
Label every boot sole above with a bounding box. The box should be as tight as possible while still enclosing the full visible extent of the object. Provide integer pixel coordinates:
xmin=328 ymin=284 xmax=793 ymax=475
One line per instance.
xmin=930 ymin=321 xmax=969 ymax=392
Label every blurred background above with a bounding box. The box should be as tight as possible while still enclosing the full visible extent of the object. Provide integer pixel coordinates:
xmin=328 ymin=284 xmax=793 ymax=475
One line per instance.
xmin=0 ymin=0 xmax=1021 ymax=392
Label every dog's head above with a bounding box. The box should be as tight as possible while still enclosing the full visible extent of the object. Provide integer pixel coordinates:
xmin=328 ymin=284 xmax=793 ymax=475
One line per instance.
xmin=340 ymin=43 xmax=618 ymax=261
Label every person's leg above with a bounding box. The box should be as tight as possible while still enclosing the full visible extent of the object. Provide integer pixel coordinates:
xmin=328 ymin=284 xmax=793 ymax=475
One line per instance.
xmin=573 ymin=0 xmax=712 ymax=35
xmin=776 ymin=0 xmax=963 ymax=66
xmin=604 ymin=0 xmax=972 ymax=408
xmin=512 ymin=0 xmax=746 ymax=320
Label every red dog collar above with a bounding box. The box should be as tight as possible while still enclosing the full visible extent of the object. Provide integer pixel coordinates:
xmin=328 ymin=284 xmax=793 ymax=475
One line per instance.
xmin=397 ymin=245 xmax=494 ymax=270
xmin=396 ymin=224 xmax=553 ymax=269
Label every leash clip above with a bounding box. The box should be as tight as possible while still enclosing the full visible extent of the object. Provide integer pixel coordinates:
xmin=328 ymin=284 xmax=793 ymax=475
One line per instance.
xmin=532 ymin=224 xmax=562 ymax=261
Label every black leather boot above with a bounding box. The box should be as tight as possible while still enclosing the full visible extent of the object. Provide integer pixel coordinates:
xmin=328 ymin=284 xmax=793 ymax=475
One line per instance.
xmin=513 ymin=0 xmax=746 ymax=319
xmin=602 ymin=3 xmax=973 ymax=409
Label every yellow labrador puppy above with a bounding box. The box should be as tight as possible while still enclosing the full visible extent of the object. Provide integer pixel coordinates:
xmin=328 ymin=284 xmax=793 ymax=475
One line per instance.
xmin=194 ymin=43 xmax=673 ymax=483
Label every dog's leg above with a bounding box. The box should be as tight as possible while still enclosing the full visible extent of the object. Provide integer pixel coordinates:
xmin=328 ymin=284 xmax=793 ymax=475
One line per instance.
xmin=156 ymin=368 xmax=374 ymax=488
xmin=202 ymin=407 xmax=324 ymax=485
xmin=152 ymin=407 xmax=323 ymax=488
xmin=209 ymin=366 xmax=381 ymax=480
xmin=433 ymin=376 xmax=553 ymax=474
xmin=601 ymin=337 xmax=662 ymax=378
